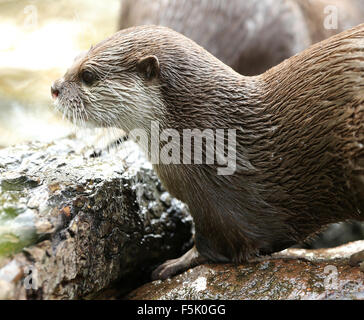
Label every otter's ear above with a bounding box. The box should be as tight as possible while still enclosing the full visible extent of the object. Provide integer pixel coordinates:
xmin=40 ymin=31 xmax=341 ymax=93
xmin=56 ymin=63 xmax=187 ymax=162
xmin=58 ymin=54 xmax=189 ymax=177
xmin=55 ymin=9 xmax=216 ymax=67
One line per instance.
xmin=136 ymin=55 xmax=160 ymax=80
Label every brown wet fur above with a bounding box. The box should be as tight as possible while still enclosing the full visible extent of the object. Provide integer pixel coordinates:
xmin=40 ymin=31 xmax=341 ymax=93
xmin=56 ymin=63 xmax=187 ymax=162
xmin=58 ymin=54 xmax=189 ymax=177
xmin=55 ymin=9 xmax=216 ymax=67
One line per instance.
xmin=119 ymin=0 xmax=364 ymax=76
xmin=53 ymin=24 xmax=364 ymax=279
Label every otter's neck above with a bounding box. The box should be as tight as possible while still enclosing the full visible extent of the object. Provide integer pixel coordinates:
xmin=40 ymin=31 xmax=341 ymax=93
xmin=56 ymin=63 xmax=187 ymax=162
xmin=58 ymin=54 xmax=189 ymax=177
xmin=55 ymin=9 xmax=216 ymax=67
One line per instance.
xmin=160 ymin=70 xmax=266 ymax=132
xmin=149 ymin=69 xmax=269 ymax=201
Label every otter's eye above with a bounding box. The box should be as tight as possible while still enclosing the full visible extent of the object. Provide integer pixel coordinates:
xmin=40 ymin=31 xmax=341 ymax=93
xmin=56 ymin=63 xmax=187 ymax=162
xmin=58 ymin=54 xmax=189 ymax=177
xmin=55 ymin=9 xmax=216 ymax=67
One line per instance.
xmin=80 ymin=70 xmax=95 ymax=86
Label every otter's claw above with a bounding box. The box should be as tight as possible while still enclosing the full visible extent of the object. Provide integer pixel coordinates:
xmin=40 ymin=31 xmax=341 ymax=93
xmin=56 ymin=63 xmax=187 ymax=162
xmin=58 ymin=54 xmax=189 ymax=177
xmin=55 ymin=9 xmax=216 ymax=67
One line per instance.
xmin=152 ymin=258 xmax=185 ymax=280
xmin=151 ymin=246 xmax=206 ymax=280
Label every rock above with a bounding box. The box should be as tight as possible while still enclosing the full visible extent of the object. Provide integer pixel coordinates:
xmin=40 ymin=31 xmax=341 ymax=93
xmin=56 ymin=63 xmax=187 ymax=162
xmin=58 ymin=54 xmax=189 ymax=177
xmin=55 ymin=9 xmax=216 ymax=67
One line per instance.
xmin=126 ymin=241 xmax=364 ymax=300
xmin=0 ymin=134 xmax=193 ymax=299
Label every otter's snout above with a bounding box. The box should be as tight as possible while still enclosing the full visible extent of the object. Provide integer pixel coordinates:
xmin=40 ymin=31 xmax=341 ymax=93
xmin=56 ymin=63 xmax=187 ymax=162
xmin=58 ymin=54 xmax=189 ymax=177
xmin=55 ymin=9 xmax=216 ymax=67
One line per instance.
xmin=51 ymin=79 xmax=63 ymax=99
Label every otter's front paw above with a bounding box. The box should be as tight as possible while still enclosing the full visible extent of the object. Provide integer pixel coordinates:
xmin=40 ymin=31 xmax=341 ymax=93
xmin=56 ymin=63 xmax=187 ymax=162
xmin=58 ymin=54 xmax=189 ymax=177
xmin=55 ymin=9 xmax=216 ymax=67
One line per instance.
xmin=349 ymin=250 xmax=364 ymax=272
xmin=152 ymin=258 xmax=185 ymax=280
xmin=151 ymin=246 xmax=206 ymax=280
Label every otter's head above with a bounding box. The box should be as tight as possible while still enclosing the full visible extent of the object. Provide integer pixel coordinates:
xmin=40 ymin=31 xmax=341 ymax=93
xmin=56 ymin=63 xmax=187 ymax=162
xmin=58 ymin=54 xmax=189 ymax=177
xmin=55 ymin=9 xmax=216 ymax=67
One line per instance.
xmin=51 ymin=25 xmax=231 ymax=134
xmin=51 ymin=26 xmax=239 ymax=136
xmin=51 ymin=26 xmax=186 ymax=133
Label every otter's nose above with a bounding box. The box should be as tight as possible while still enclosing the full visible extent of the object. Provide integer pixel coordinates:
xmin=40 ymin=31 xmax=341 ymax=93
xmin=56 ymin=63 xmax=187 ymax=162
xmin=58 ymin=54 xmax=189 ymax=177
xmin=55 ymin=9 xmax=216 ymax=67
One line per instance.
xmin=51 ymin=85 xmax=59 ymax=99
xmin=51 ymin=80 xmax=62 ymax=99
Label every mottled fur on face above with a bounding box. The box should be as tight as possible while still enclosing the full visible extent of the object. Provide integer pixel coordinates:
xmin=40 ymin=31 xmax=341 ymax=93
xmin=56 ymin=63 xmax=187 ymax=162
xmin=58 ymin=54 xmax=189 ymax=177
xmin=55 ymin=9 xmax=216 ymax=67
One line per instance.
xmin=52 ymin=27 xmax=172 ymax=133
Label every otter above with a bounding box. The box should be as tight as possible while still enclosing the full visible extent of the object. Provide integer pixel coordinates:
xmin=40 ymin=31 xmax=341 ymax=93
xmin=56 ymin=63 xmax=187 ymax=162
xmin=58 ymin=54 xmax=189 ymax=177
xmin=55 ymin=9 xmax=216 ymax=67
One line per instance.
xmin=51 ymin=25 xmax=364 ymax=280
xmin=119 ymin=0 xmax=364 ymax=76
